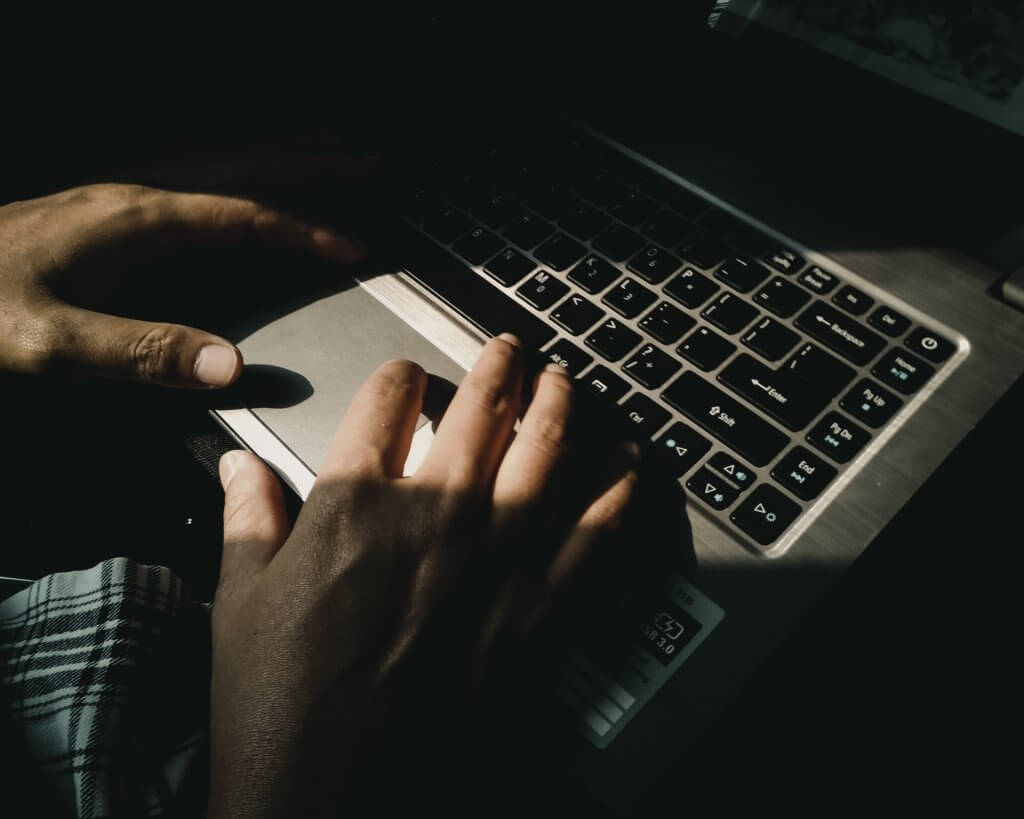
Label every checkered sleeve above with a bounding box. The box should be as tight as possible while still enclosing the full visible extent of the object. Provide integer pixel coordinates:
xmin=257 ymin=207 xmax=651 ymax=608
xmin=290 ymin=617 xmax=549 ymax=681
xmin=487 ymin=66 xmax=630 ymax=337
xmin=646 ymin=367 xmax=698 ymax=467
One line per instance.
xmin=0 ymin=558 xmax=211 ymax=818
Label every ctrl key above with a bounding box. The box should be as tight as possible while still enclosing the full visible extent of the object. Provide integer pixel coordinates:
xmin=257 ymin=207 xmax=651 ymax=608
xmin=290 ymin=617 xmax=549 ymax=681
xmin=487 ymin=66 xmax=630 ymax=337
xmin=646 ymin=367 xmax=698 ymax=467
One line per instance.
xmin=731 ymin=485 xmax=801 ymax=547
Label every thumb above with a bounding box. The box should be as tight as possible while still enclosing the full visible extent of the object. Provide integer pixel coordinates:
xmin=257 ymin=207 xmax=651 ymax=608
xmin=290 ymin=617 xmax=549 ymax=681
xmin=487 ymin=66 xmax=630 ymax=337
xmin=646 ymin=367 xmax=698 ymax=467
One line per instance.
xmin=218 ymin=450 xmax=291 ymax=594
xmin=48 ymin=306 xmax=243 ymax=388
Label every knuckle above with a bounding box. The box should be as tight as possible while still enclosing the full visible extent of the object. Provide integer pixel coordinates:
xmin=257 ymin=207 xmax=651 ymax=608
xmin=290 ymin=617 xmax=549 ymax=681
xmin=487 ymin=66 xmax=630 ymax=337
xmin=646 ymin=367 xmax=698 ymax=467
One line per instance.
xmin=462 ymin=371 xmax=514 ymax=416
xmin=222 ymin=491 xmax=266 ymax=536
xmin=520 ymin=412 xmax=570 ymax=456
xmin=129 ymin=324 xmax=186 ymax=380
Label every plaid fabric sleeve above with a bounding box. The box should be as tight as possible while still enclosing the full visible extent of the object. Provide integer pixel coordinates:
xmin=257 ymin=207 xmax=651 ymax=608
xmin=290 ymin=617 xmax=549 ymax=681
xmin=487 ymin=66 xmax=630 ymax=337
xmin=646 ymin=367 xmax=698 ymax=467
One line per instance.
xmin=0 ymin=558 xmax=211 ymax=818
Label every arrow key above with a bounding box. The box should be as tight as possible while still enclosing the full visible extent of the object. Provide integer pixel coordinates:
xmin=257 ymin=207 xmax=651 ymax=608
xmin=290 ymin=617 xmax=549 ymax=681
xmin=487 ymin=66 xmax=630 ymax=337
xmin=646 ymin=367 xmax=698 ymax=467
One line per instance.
xmin=686 ymin=467 xmax=739 ymax=511
xmin=551 ymin=294 xmax=605 ymax=335
xmin=707 ymin=451 xmax=755 ymax=490
xmin=655 ymin=422 xmax=712 ymax=477
xmin=731 ymin=484 xmax=802 ymax=547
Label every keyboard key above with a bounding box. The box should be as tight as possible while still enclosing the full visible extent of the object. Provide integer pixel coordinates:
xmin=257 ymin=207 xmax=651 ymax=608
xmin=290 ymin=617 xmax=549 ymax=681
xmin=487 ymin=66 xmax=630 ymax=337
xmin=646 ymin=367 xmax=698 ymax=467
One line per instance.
xmin=453 ymin=225 xmax=505 ymax=265
xmin=560 ymin=201 xmax=610 ymax=241
xmin=905 ymin=327 xmax=956 ymax=363
xmin=609 ymin=190 xmax=658 ymax=226
xmin=535 ymin=233 xmax=587 ymax=271
xmin=579 ymin=364 xmax=630 ymax=401
xmin=679 ymin=232 xmax=730 ymax=269
xmin=516 ymin=270 xmax=569 ymax=310
xmin=551 ymin=294 xmax=605 ymax=336
xmin=503 ymin=211 xmax=554 ymax=249
xmin=422 ymin=205 xmax=474 ymax=243
xmin=741 ymin=317 xmax=800 ymax=362
xmin=568 ymin=255 xmax=621 ymax=294
xmin=639 ymin=302 xmax=696 ymax=344
xmin=573 ymin=171 xmax=627 ymax=208
xmin=714 ymin=257 xmax=771 ymax=293
xmin=524 ymin=183 xmax=573 ymax=220
xmin=642 ymin=209 xmax=694 ymax=249
xmin=765 ymin=247 xmax=804 ymax=275
xmin=755 ymin=276 xmax=811 ymax=318
xmin=687 ymin=467 xmax=739 ymax=511
xmin=797 ymin=265 xmax=839 ymax=295
xmin=627 ymin=245 xmax=682 ymax=284
xmin=833 ymin=285 xmax=874 ymax=316
xmin=620 ymin=393 xmax=671 ymax=440
xmin=701 ymin=292 xmax=759 ymax=334
xmin=840 ymin=378 xmax=903 ymax=428
xmin=484 ymin=247 xmax=535 ymax=286
xmin=707 ymin=451 xmax=755 ymax=490
xmin=806 ymin=412 xmax=870 ymax=463
xmin=867 ymin=306 xmax=911 ymax=337
xmin=871 ymin=348 xmax=934 ymax=394
xmin=771 ymin=446 xmax=837 ymax=501
xmin=794 ymin=301 xmax=887 ymax=367
xmin=664 ymin=268 xmax=719 ymax=309
xmin=661 ymin=372 xmax=789 ymax=466
xmin=677 ymin=327 xmax=736 ymax=371
xmin=592 ymin=224 xmax=646 ymax=262
xmin=654 ymin=422 xmax=712 ymax=477
xmin=667 ymin=188 xmax=710 ymax=220
xmin=622 ymin=344 xmax=682 ymax=389
xmin=474 ymin=192 xmax=522 ymax=229
xmin=543 ymin=339 xmax=593 ymax=376
xmin=719 ymin=353 xmax=834 ymax=431
xmin=585 ymin=318 xmax=643 ymax=362
xmin=400 ymin=227 xmax=555 ymax=351
xmin=731 ymin=485 xmax=802 ymax=546
xmin=603 ymin=278 xmax=658 ymax=318
xmin=783 ymin=343 xmax=856 ymax=396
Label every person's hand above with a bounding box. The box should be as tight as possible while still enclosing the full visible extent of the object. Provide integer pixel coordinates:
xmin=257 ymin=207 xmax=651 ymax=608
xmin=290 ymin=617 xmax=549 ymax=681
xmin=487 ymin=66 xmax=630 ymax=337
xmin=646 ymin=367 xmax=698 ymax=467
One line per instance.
xmin=0 ymin=183 xmax=364 ymax=388
xmin=208 ymin=335 xmax=640 ymax=818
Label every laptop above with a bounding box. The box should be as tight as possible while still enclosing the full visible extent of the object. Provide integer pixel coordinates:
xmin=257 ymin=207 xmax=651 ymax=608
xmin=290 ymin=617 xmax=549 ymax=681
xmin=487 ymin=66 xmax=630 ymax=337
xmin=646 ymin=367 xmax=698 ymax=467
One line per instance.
xmin=209 ymin=1 xmax=1024 ymax=809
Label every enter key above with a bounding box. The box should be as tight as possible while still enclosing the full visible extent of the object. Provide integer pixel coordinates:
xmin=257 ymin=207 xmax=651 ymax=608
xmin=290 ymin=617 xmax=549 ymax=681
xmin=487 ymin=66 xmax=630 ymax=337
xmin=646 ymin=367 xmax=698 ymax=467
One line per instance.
xmin=719 ymin=353 xmax=833 ymax=431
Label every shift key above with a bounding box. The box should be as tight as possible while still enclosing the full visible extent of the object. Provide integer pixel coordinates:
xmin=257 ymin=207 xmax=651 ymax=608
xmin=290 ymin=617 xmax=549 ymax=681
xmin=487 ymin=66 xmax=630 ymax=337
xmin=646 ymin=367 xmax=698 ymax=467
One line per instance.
xmin=662 ymin=372 xmax=789 ymax=467
xmin=795 ymin=301 xmax=886 ymax=367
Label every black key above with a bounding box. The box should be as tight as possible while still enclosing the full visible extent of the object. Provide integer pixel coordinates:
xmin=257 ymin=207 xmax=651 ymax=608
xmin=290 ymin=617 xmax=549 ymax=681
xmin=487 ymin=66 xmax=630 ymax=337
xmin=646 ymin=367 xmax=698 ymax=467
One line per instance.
xmin=585 ymin=318 xmax=643 ymax=362
xmin=771 ymin=446 xmax=837 ymax=501
xmin=664 ymin=268 xmax=719 ymax=309
xmin=794 ymin=301 xmax=887 ymax=367
xmin=592 ymin=224 xmax=646 ymax=262
xmin=627 ymin=245 xmax=682 ymax=284
xmin=579 ymin=364 xmax=630 ymax=402
xmin=422 ymin=205 xmax=474 ymax=243
xmin=719 ymin=353 xmax=834 ymax=431
xmin=797 ymin=265 xmax=839 ymax=295
xmin=677 ymin=327 xmax=736 ymax=371
xmin=905 ymin=327 xmax=956 ymax=363
xmin=400 ymin=228 xmax=555 ymax=351
xmin=731 ymin=485 xmax=802 ymax=546
xmin=755 ymin=276 xmax=811 ymax=318
xmin=544 ymin=339 xmax=593 ymax=376
xmin=714 ymin=256 xmax=771 ymax=294
xmin=707 ymin=452 xmax=755 ymax=490
xmin=551 ymin=294 xmax=605 ymax=336
xmin=484 ymin=247 xmax=535 ymax=286
xmin=642 ymin=209 xmax=694 ymax=249
xmin=503 ymin=211 xmax=554 ymax=249
xmin=560 ymin=201 xmax=610 ymax=241
xmin=868 ymin=306 xmax=911 ymax=337
xmin=603 ymin=277 xmax=658 ymax=318
xmin=622 ymin=344 xmax=682 ymax=389
xmin=654 ymin=422 xmax=712 ymax=477
xmin=535 ymin=233 xmax=587 ymax=271
xmin=679 ymin=232 xmax=730 ymax=269
xmin=833 ymin=284 xmax=874 ymax=316
xmin=609 ymin=190 xmax=658 ymax=226
xmin=840 ymin=379 xmax=903 ymax=428
xmin=661 ymin=372 xmax=789 ymax=466
xmin=701 ymin=292 xmax=759 ymax=334
xmin=620 ymin=393 xmax=671 ymax=441
xmin=667 ymin=188 xmax=710 ymax=220
xmin=806 ymin=412 xmax=870 ymax=463
xmin=568 ymin=255 xmax=620 ymax=294
xmin=524 ymin=183 xmax=573 ymax=220
xmin=473 ymin=192 xmax=523 ymax=229
xmin=639 ymin=301 xmax=696 ymax=344
xmin=687 ymin=467 xmax=739 ymax=511
xmin=516 ymin=270 xmax=569 ymax=310
xmin=765 ymin=247 xmax=804 ymax=275
xmin=741 ymin=317 xmax=800 ymax=362
xmin=453 ymin=225 xmax=505 ymax=266
xmin=573 ymin=171 xmax=628 ymax=209
xmin=783 ymin=343 xmax=856 ymax=396
xmin=871 ymin=348 xmax=934 ymax=394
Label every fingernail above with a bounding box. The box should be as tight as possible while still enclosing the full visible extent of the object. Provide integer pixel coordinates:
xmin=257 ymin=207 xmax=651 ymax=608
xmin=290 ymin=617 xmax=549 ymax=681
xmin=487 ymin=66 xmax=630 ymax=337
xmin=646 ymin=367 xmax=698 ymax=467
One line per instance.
xmin=194 ymin=344 xmax=240 ymax=387
xmin=218 ymin=450 xmax=244 ymax=488
xmin=312 ymin=228 xmax=365 ymax=261
xmin=496 ymin=332 xmax=522 ymax=349
xmin=619 ymin=439 xmax=642 ymax=464
xmin=543 ymin=362 xmax=570 ymax=376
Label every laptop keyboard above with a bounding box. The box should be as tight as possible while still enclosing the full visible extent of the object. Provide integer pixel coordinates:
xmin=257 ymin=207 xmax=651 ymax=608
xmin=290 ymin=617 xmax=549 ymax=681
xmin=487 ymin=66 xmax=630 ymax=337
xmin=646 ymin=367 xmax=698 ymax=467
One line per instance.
xmin=393 ymin=133 xmax=960 ymax=553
